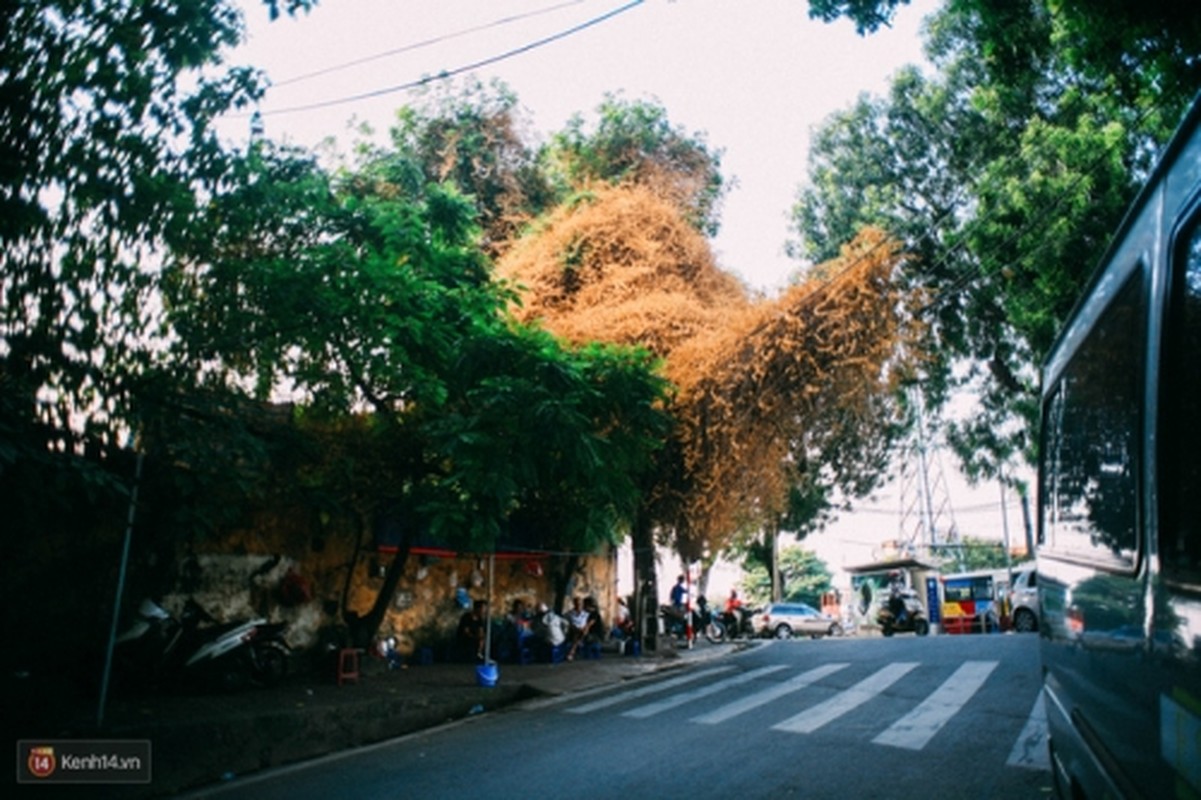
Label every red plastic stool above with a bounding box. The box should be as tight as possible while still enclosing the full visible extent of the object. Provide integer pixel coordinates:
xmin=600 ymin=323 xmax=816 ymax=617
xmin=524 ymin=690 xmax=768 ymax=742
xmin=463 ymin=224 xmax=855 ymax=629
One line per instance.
xmin=337 ymin=648 xmax=361 ymax=685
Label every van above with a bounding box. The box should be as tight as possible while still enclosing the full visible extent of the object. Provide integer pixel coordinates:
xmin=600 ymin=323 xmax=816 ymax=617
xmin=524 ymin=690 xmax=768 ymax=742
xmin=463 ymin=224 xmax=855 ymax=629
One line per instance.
xmin=1038 ymin=94 xmax=1201 ymax=799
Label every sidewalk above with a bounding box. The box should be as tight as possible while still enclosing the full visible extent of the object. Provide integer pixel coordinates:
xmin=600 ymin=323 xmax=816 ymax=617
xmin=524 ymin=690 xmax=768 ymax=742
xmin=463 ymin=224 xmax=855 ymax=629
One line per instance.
xmin=21 ymin=638 xmax=754 ymax=798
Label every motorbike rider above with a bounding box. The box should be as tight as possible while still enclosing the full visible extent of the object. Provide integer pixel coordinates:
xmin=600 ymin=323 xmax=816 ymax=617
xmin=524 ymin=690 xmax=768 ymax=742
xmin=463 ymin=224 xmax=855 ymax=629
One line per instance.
xmin=887 ymin=571 xmax=908 ymax=624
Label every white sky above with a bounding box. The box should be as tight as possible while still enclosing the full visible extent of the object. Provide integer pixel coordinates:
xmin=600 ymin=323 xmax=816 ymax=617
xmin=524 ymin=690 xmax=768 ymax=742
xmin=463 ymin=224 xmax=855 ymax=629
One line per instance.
xmin=223 ymin=0 xmax=1030 ymax=584
xmin=226 ymin=0 xmax=938 ymax=293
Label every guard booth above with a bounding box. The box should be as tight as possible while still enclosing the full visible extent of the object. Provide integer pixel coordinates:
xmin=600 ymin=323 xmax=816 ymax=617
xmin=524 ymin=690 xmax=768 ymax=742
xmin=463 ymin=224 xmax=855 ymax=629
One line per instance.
xmin=843 ymin=557 xmax=940 ymax=634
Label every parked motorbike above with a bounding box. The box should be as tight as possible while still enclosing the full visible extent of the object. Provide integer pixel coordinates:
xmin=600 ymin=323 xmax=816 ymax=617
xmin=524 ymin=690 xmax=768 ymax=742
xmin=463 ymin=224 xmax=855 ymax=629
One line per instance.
xmin=660 ymin=595 xmax=725 ymax=643
xmin=115 ymin=598 xmax=291 ymax=691
xmin=876 ymin=590 xmax=930 ymax=636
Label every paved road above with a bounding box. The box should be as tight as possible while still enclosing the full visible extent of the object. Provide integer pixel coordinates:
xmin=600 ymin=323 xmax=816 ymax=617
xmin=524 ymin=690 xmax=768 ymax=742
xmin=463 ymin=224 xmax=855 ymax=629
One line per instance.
xmin=192 ymin=634 xmax=1051 ymax=800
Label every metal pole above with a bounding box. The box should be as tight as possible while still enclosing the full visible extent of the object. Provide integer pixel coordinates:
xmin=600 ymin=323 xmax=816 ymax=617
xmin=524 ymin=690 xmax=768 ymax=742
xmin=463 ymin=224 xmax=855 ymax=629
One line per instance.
xmin=999 ymin=469 xmax=1014 ymax=631
xmin=98 ymin=448 xmax=144 ymax=728
xmin=484 ymin=552 xmax=494 ymax=664
xmin=685 ymin=563 xmax=693 ymax=649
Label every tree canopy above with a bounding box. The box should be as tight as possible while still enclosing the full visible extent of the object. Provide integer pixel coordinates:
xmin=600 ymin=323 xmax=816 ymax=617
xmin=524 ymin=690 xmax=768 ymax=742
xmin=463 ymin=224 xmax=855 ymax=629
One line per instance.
xmin=500 ymin=186 xmax=918 ymax=561
xmin=792 ymin=0 xmax=1200 ymax=480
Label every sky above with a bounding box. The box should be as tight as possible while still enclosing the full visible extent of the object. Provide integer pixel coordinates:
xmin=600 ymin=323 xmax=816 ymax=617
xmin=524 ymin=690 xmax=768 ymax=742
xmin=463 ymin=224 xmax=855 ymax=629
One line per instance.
xmin=222 ymin=0 xmax=1030 ymax=589
xmin=226 ymin=0 xmax=937 ymax=293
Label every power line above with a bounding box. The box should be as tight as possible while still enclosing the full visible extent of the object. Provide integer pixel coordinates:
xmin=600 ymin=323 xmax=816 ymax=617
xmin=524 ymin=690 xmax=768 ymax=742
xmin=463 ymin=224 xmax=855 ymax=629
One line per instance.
xmin=257 ymin=0 xmax=645 ymax=117
xmin=270 ymin=0 xmax=585 ymax=88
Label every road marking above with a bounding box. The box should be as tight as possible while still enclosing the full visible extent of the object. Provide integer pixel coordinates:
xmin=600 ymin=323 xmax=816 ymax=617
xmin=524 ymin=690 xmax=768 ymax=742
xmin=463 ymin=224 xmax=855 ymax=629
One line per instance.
xmin=1006 ymin=693 xmax=1050 ymax=770
xmin=872 ymin=660 xmax=998 ymax=750
xmin=564 ymin=666 xmax=735 ymax=714
xmin=772 ymin=663 xmax=920 ymax=734
xmin=691 ymin=663 xmax=851 ymax=725
xmin=622 ymin=665 xmax=789 ymax=719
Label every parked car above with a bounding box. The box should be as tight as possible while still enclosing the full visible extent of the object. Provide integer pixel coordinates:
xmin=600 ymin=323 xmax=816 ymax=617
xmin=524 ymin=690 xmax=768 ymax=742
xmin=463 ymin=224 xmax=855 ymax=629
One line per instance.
xmin=752 ymin=601 xmax=842 ymax=639
xmin=1007 ymin=566 xmax=1039 ymax=633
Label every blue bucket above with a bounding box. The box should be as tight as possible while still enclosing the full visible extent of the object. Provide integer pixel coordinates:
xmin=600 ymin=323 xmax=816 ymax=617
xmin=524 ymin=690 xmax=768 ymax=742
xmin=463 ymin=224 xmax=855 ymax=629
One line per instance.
xmin=476 ymin=663 xmax=498 ymax=687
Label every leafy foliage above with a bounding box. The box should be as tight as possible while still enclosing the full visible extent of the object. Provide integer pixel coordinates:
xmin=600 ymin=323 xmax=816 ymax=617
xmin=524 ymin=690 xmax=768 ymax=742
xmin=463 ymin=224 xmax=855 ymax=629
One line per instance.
xmin=544 ymin=94 xmax=727 ymax=237
xmin=384 ymin=77 xmax=555 ymax=257
xmin=936 ymin=535 xmax=1014 ymax=572
xmin=792 ymin=0 xmax=1198 ymax=479
xmin=738 ymin=546 xmax=835 ymax=608
xmin=167 ymin=142 xmax=670 ymax=553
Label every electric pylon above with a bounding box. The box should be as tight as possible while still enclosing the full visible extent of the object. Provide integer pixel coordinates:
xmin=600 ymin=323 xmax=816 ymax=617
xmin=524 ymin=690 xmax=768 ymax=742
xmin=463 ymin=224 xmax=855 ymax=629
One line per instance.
xmin=896 ymin=390 xmax=962 ymax=568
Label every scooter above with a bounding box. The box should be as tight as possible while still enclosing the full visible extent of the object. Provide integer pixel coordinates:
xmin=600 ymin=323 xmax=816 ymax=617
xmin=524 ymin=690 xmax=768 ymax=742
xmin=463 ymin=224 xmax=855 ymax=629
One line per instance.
xmin=876 ymin=590 xmax=930 ymax=636
xmin=660 ymin=595 xmax=726 ymax=644
xmin=115 ymin=598 xmax=291 ymax=691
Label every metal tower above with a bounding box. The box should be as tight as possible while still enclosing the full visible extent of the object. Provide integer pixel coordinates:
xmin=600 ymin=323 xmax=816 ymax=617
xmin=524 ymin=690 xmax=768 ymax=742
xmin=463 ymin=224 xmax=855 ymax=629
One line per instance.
xmin=896 ymin=390 xmax=962 ymax=567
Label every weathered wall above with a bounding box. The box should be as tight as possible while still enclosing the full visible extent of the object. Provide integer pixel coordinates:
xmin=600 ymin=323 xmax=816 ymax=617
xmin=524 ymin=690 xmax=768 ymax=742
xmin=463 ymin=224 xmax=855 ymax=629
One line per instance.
xmin=168 ymin=511 xmax=619 ymax=659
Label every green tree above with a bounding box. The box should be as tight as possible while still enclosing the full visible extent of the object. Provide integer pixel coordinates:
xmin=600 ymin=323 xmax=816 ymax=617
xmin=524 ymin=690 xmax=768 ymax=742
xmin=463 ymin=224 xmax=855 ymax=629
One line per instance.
xmin=791 ymin=0 xmax=1196 ymax=480
xmin=0 ymin=0 xmax=314 ymax=473
xmin=544 ymin=94 xmax=727 ymax=236
xmin=934 ymin=535 xmax=1012 ymax=572
xmin=809 ymin=0 xmax=1201 ymax=104
xmin=738 ymin=546 xmax=834 ymax=608
xmin=167 ymin=143 xmax=671 ymax=643
xmin=384 ymin=77 xmax=555 ymax=257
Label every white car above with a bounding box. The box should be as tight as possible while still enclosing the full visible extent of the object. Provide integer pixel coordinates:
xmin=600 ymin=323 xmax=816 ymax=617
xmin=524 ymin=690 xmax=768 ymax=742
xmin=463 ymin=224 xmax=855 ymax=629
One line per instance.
xmin=752 ymin=601 xmax=843 ymax=639
xmin=1008 ymin=566 xmax=1040 ymax=633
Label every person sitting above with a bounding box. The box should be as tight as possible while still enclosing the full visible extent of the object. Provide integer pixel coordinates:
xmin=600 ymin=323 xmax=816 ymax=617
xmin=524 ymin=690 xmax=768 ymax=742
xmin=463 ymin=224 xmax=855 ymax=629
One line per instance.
xmin=611 ymin=595 xmax=634 ymax=640
xmin=456 ymin=599 xmax=488 ymax=663
xmin=584 ymin=597 xmax=604 ymax=641
xmin=498 ymin=598 xmax=531 ymax=663
xmin=565 ymin=596 xmax=593 ymax=660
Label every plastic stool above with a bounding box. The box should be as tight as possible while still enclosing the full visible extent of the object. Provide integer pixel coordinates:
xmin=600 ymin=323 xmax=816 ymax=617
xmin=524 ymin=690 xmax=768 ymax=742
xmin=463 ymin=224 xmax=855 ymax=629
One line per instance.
xmin=337 ymin=648 xmax=360 ymax=685
xmin=419 ymin=647 xmax=433 ymax=666
xmin=583 ymin=641 xmax=602 ymax=659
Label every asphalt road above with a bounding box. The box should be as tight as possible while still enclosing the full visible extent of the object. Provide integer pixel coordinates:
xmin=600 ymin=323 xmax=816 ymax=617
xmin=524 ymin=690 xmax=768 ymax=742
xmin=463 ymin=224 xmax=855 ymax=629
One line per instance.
xmin=190 ymin=633 xmax=1051 ymax=800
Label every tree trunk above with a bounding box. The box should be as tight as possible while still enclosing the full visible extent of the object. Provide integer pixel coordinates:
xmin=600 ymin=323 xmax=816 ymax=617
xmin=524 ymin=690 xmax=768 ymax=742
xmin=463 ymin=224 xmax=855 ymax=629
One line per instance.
xmin=632 ymin=510 xmax=659 ymax=651
xmin=344 ymin=523 xmax=411 ymax=650
xmin=768 ymin=522 xmax=781 ymax=602
xmin=551 ymin=553 xmax=580 ymax=614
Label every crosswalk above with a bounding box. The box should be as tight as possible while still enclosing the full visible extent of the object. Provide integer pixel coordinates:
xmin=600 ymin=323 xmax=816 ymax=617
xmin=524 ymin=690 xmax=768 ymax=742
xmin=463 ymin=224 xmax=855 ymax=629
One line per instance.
xmin=562 ymin=658 xmax=1049 ymax=771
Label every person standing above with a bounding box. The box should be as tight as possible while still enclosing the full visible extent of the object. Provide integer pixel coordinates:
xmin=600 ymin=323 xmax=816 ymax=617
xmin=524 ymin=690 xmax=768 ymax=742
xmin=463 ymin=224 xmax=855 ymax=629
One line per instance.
xmin=456 ymin=599 xmax=488 ymax=662
xmin=670 ymin=575 xmax=687 ymax=611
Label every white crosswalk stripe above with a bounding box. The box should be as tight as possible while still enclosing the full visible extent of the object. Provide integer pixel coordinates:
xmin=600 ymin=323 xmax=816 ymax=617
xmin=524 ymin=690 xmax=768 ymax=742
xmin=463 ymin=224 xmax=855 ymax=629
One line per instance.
xmin=691 ymin=663 xmax=851 ymax=725
xmin=872 ymin=660 xmax=997 ymax=750
xmin=622 ymin=665 xmax=789 ymax=719
xmin=1006 ymin=693 xmax=1050 ymax=770
xmin=562 ymin=658 xmax=1048 ymax=771
xmin=564 ymin=666 xmax=735 ymax=714
xmin=771 ymin=662 xmax=920 ymax=734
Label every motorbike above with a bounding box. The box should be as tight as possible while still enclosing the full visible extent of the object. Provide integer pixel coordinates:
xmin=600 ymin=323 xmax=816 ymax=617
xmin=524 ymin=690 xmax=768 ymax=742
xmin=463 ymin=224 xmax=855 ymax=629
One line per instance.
xmin=721 ymin=605 xmax=757 ymax=639
xmin=876 ymin=589 xmax=930 ymax=636
xmin=115 ymin=598 xmax=291 ymax=691
xmin=660 ymin=595 xmax=725 ymax=644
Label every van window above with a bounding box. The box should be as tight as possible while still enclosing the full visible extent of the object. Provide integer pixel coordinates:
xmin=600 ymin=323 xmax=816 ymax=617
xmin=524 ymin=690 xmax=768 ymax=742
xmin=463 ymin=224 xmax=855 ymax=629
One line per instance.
xmin=1041 ymin=270 xmax=1144 ymax=567
xmin=1160 ymin=213 xmax=1201 ymax=585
